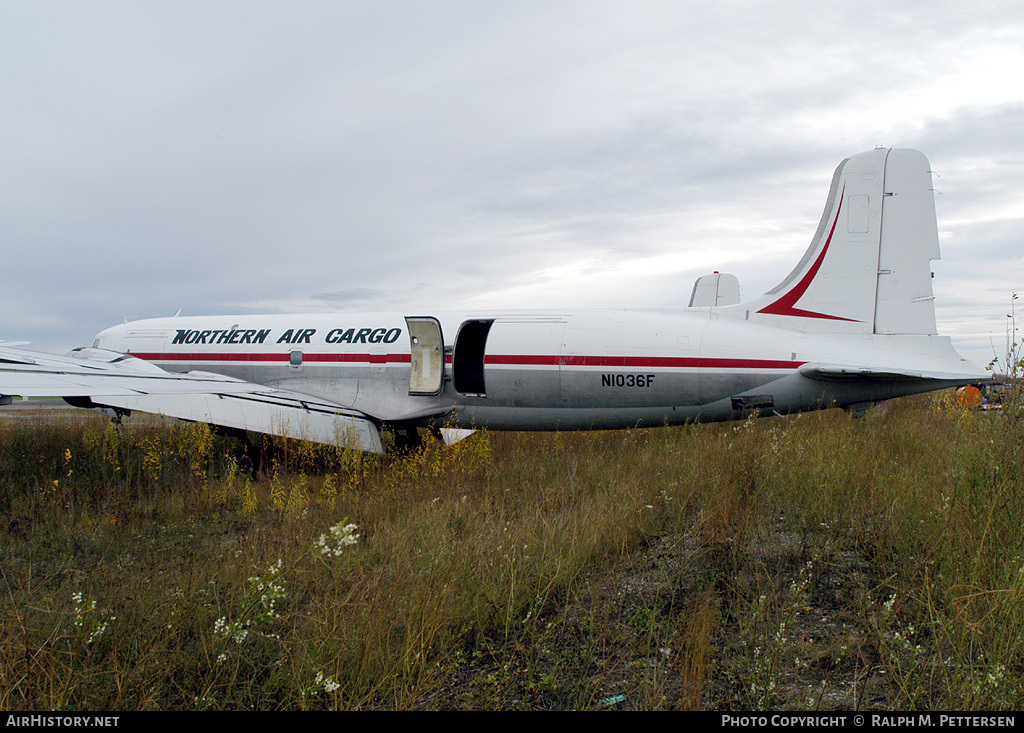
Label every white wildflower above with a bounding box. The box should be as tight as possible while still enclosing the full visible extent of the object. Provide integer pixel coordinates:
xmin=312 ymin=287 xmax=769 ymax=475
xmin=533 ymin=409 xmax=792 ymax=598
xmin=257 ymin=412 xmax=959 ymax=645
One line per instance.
xmin=315 ymin=671 xmax=341 ymax=694
xmin=316 ymin=522 xmax=360 ymax=557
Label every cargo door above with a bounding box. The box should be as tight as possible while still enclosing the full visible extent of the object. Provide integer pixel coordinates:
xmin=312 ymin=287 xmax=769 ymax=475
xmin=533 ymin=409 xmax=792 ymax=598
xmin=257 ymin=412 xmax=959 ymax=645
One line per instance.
xmin=453 ymin=320 xmax=493 ymax=396
xmin=478 ymin=318 xmax=565 ymax=406
xmin=406 ymin=316 xmax=445 ymax=396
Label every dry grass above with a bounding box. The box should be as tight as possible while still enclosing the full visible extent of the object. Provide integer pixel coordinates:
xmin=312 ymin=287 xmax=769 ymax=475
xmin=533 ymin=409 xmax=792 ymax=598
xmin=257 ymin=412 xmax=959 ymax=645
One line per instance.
xmin=1 ymin=396 xmax=1023 ymax=709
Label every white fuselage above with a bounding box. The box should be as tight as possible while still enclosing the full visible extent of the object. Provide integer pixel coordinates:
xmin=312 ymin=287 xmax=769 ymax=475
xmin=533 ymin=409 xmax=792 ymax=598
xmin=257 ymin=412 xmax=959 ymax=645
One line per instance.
xmin=92 ymin=307 xmax=982 ymax=431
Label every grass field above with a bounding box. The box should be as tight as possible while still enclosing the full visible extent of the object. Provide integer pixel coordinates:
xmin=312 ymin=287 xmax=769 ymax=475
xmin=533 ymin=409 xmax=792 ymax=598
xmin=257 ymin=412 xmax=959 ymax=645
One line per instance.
xmin=1 ymin=395 xmax=1022 ymax=710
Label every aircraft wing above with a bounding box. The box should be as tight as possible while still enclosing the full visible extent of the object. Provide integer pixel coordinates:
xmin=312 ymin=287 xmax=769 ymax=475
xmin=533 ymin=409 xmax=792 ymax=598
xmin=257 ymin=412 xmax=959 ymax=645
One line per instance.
xmin=0 ymin=344 xmax=383 ymax=453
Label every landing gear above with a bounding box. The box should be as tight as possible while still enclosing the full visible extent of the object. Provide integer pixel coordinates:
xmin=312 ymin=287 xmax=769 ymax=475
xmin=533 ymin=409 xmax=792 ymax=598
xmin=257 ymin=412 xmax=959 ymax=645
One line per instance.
xmin=392 ymin=426 xmax=424 ymax=453
xmin=210 ymin=425 xmax=265 ymax=477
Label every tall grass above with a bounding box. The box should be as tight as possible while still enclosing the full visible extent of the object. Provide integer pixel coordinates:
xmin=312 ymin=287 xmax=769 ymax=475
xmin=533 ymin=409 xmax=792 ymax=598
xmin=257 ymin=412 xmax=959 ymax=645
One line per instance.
xmin=1 ymin=397 xmax=1023 ymax=709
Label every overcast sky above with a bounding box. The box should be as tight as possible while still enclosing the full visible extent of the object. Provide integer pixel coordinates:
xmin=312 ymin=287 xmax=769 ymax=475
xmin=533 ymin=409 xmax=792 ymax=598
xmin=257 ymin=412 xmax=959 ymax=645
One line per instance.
xmin=2 ymin=1 xmax=1021 ymax=370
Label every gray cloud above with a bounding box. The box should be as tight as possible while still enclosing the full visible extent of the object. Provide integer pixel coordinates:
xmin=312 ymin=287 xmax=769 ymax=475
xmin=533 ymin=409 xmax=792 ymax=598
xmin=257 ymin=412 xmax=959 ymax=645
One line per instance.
xmin=1 ymin=1 xmax=1021 ymax=371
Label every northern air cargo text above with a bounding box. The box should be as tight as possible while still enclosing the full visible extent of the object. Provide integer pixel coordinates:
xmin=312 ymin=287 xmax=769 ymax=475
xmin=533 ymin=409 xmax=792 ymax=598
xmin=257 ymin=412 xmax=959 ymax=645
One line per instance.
xmin=171 ymin=327 xmax=403 ymax=346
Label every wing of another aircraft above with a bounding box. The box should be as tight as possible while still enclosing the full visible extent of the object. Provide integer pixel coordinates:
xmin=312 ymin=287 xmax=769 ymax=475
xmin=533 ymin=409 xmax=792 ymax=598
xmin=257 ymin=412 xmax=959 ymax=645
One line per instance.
xmin=0 ymin=344 xmax=383 ymax=453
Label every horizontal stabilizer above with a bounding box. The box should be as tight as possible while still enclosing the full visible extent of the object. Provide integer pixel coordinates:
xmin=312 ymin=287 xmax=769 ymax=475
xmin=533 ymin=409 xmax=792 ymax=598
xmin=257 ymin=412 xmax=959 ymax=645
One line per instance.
xmin=689 ymin=273 xmax=740 ymax=307
xmin=799 ymin=363 xmax=983 ymax=383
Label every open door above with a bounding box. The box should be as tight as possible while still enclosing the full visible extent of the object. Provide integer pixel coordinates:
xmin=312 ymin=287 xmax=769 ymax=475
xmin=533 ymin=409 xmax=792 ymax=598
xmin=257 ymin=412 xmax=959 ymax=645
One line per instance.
xmin=453 ymin=320 xmax=493 ymax=396
xmin=406 ymin=316 xmax=445 ymax=396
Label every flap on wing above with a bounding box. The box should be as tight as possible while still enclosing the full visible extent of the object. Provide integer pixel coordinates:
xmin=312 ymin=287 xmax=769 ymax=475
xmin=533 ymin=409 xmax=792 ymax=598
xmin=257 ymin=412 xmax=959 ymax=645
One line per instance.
xmin=439 ymin=428 xmax=476 ymax=446
xmin=97 ymin=391 xmax=383 ymax=453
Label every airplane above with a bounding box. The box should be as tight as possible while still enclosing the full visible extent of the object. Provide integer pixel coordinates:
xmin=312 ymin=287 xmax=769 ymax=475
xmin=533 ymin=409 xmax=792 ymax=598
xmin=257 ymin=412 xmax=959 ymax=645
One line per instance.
xmin=0 ymin=148 xmax=989 ymax=454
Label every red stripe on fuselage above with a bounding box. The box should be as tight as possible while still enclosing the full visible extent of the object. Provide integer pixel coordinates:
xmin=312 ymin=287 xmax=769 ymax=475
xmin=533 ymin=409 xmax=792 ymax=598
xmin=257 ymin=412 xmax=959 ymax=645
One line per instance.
xmin=130 ymin=352 xmax=803 ymax=370
xmin=488 ymin=355 xmax=803 ymax=369
xmin=129 ymin=352 xmax=413 ymax=364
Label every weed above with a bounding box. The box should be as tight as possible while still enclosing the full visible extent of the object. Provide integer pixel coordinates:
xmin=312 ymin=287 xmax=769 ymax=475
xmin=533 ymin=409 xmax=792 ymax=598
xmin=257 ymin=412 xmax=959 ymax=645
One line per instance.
xmin=2 ymin=398 xmax=1024 ymax=708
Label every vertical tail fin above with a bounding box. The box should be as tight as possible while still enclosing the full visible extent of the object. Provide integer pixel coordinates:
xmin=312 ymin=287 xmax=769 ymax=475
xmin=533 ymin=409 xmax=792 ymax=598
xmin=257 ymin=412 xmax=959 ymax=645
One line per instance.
xmin=872 ymin=149 xmax=940 ymax=335
xmin=720 ymin=148 xmax=940 ymax=335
